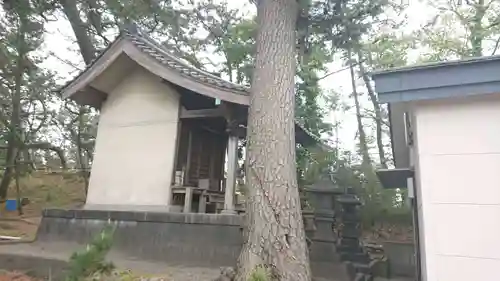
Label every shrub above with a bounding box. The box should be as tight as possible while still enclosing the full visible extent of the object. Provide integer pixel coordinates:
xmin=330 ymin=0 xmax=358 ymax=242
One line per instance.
xmin=66 ymin=225 xmax=115 ymax=281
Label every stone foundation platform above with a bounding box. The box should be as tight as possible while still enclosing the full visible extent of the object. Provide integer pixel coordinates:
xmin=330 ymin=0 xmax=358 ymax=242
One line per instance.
xmin=27 ymin=208 xmax=349 ymax=280
xmin=37 ymin=208 xmax=243 ymax=267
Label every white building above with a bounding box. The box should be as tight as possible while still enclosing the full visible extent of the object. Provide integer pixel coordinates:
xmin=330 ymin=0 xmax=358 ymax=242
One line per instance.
xmin=372 ymin=56 xmax=500 ymax=281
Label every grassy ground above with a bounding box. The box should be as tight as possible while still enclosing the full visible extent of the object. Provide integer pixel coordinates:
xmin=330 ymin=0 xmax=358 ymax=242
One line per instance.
xmin=0 ymin=171 xmax=86 ymax=240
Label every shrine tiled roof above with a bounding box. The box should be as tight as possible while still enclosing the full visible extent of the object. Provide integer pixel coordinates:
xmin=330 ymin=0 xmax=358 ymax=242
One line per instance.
xmin=122 ymin=25 xmax=249 ymax=94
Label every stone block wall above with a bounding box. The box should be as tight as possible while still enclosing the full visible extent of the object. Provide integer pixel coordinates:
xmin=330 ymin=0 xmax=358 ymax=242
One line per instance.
xmin=36 ymin=208 xmax=348 ymax=280
xmin=37 ymin=209 xmax=243 ymax=267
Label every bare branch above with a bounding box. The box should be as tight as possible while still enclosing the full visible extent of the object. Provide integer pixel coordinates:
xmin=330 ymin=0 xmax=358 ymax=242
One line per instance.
xmin=492 ymin=36 xmax=500 ymax=55
xmin=0 ymin=142 xmax=67 ymax=169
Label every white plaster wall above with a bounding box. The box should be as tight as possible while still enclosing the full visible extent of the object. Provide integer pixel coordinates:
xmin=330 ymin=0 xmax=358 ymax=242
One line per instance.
xmin=86 ymin=66 xmax=179 ymax=208
xmin=412 ymin=94 xmax=500 ymax=281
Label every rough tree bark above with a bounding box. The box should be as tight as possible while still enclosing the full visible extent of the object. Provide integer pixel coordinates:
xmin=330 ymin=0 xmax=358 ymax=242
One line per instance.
xmin=236 ymin=0 xmax=311 ymax=280
xmin=59 ymin=0 xmax=97 ymax=64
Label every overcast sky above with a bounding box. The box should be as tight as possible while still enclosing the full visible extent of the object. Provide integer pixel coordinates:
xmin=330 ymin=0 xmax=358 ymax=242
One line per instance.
xmin=40 ymin=0 xmax=434 ymax=155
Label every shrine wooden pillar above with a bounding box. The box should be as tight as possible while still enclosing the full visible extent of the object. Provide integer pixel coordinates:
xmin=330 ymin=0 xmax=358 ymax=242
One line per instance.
xmin=222 ymin=134 xmax=238 ymax=214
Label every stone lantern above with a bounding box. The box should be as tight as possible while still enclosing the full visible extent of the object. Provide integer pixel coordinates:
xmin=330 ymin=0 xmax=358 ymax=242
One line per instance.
xmin=304 ymin=173 xmax=343 ymax=263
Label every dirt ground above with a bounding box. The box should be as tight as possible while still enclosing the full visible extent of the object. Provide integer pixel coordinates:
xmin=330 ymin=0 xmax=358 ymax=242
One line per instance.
xmin=0 ymin=271 xmax=40 ymax=281
xmin=363 ymin=223 xmax=414 ymax=243
xmin=0 ymin=171 xmax=85 ymax=240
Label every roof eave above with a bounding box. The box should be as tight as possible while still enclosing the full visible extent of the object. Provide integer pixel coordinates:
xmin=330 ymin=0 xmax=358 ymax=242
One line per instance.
xmin=372 ymin=55 xmax=500 ymax=170
xmin=60 ymin=38 xmax=251 ymax=107
xmin=60 ymin=37 xmax=128 ymax=101
xmin=121 ymin=44 xmax=250 ymax=105
xmin=372 ymin=55 xmax=500 ymax=104
xmin=371 ymin=54 xmax=500 ymax=78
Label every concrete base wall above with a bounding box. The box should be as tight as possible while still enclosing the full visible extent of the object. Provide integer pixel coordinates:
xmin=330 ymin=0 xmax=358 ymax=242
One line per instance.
xmin=36 ymin=208 xmax=348 ymax=279
xmin=37 ymin=209 xmax=243 ymax=267
xmin=383 ymin=242 xmax=416 ymax=278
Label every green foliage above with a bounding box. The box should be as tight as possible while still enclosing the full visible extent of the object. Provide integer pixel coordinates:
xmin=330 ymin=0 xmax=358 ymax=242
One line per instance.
xmin=300 ymin=148 xmax=336 ymax=186
xmin=0 ymin=0 xmax=62 ymax=199
xmin=295 ymin=47 xmax=332 ymax=139
xmin=248 ymin=265 xmax=272 ymax=281
xmin=361 ymin=33 xmax=415 ymax=71
xmin=190 ymin=2 xmax=343 ymax=187
xmin=216 ymin=18 xmax=256 ymax=85
xmin=418 ymin=0 xmax=500 ymax=60
xmin=299 ymin=145 xmax=412 ymax=228
xmin=66 ymin=226 xmax=116 ymax=281
xmin=307 ymin=0 xmax=388 ymax=50
xmin=336 ymin=161 xmax=412 ymax=227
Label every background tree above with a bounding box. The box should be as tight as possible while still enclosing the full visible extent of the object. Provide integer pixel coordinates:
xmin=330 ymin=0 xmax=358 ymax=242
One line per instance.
xmin=357 ymin=32 xmax=414 ymax=168
xmin=0 ymin=0 xmax=66 ymax=205
xmin=333 ymin=0 xmax=417 ymax=229
xmin=419 ymin=0 xmax=500 ymax=60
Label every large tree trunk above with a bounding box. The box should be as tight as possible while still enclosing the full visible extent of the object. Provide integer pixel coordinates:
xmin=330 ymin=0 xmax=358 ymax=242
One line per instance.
xmin=357 ymin=51 xmax=387 ymax=168
xmin=0 ymin=143 xmax=17 ymax=201
xmin=59 ymin=0 xmax=96 ymax=65
xmin=236 ymin=1 xmax=311 ymax=281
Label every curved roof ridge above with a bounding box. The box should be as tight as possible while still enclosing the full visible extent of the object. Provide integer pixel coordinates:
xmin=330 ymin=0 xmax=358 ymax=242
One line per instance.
xmin=122 ymin=25 xmax=249 ymax=94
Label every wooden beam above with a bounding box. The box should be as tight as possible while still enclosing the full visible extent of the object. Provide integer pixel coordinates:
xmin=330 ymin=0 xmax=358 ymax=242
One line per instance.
xmin=229 ymin=125 xmax=246 ymax=139
xmin=209 ymin=137 xmax=217 ymax=186
xmin=185 ymin=130 xmax=193 ymax=185
xmin=171 ymin=103 xmax=183 ymax=185
xmin=221 ymin=101 xmax=248 ymax=137
xmin=72 ymin=87 xmax=108 ymax=109
xmin=376 ymin=168 xmax=414 ymax=189
xmin=222 ymin=135 xmax=238 ymax=214
xmin=180 ymin=107 xmax=225 ymax=119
